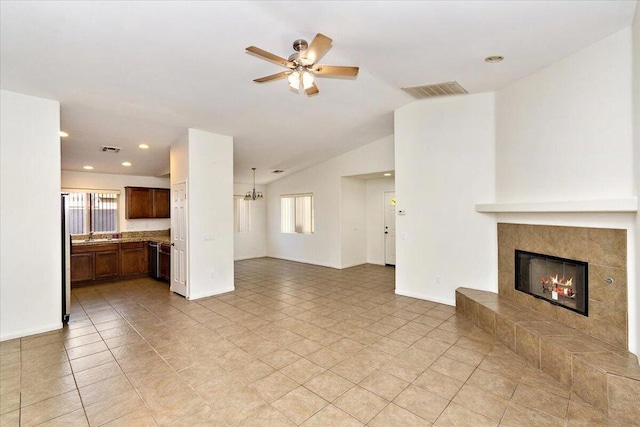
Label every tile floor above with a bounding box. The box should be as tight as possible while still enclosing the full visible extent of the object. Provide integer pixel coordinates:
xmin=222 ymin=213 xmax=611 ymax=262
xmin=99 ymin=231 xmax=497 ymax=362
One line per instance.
xmin=0 ymin=258 xmax=622 ymax=426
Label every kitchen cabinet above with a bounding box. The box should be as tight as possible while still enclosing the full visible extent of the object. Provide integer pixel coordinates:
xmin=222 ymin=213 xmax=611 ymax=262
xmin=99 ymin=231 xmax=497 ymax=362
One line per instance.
xmin=70 ymin=253 xmax=93 ymax=282
xmin=125 ymin=187 xmax=170 ymax=219
xmin=125 ymin=187 xmax=152 ymax=218
xmin=94 ymin=250 xmax=119 ymax=279
xmin=152 ymin=189 xmax=170 ymax=218
xmin=120 ymin=241 xmax=147 ymax=276
xmin=71 ymin=243 xmax=119 ymax=283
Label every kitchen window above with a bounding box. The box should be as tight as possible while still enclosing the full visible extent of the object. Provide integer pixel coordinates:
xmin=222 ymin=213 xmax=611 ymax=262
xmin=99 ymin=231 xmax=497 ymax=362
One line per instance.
xmin=234 ymin=196 xmax=251 ymax=233
xmin=281 ymin=194 xmax=314 ymax=234
xmin=65 ymin=190 xmax=119 ymax=235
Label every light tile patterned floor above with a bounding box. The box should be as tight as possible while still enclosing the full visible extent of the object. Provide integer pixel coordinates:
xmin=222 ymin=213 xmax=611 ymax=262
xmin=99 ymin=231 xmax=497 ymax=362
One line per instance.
xmin=0 ymin=258 xmax=618 ymax=426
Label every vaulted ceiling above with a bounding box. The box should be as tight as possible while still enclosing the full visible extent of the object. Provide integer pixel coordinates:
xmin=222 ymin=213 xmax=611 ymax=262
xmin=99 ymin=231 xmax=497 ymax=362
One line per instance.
xmin=1 ymin=1 xmax=636 ymax=183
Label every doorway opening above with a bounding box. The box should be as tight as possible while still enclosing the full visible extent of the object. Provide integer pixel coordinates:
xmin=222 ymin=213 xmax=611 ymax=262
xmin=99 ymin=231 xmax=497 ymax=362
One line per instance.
xmin=384 ymin=191 xmax=396 ymax=266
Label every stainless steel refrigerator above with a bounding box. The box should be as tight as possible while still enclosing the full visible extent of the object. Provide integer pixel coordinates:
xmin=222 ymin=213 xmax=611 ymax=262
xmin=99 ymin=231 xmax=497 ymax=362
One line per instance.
xmin=61 ymin=193 xmax=71 ymax=323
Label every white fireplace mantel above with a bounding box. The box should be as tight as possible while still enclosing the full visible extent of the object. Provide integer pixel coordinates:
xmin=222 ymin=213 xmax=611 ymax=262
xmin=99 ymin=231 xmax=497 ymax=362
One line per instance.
xmin=475 ymin=197 xmax=638 ymax=213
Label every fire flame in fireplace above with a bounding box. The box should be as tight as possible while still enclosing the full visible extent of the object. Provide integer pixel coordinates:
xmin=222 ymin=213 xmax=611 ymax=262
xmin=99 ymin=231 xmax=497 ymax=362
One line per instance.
xmin=541 ymin=274 xmax=575 ymax=297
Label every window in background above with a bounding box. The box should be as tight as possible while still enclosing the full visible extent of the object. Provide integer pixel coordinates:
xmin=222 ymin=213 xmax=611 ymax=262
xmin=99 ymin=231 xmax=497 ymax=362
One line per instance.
xmin=234 ymin=196 xmax=251 ymax=233
xmin=66 ymin=191 xmax=119 ymax=235
xmin=281 ymin=194 xmax=314 ymax=234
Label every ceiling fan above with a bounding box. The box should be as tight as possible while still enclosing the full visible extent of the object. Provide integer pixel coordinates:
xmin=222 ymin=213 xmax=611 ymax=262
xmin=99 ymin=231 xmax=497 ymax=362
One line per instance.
xmin=246 ymin=33 xmax=359 ymax=96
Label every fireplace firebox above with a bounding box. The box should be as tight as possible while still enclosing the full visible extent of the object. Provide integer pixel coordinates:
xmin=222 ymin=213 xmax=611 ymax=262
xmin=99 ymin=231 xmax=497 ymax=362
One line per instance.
xmin=515 ymin=250 xmax=588 ymax=316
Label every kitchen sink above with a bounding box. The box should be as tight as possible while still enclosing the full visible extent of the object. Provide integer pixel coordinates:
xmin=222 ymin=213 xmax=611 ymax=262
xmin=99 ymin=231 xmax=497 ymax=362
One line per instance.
xmin=84 ymin=238 xmax=119 ymax=243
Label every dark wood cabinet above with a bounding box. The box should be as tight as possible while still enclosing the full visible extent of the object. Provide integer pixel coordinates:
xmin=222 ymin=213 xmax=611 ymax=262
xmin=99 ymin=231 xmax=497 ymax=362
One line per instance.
xmin=70 ymin=253 xmax=93 ymax=282
xmin=71 ymin=243 xmax=119 ymax=283
xmin=125 ymin=187 xmax=170 ymax=219
xmin=126 ymin=187 xmax=152 ymax=218
xmin=152 ymin=189 xmax=170 ymax=218
xmin=120 ymin=241 xmax=147 ymax=276
xmin=71 ymin=240 xmax=169 ymax=285
xmin=94 ymin=250 xmax=119 ymax=279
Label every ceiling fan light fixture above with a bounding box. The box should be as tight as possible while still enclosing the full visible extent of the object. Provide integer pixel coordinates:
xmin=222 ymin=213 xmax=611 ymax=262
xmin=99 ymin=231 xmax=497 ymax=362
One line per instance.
xmin=247 ymin=33 xmax=359 ymax=96
xmin=288 ymin=71 xmax=300 ymax=89
xmin=302 ymin=71 xmax=314 ymax=90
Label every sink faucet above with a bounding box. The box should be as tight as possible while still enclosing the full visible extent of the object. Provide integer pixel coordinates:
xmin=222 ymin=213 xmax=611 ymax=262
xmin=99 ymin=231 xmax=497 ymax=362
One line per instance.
xmin=88 ymin=231 xmax=94 ymax=241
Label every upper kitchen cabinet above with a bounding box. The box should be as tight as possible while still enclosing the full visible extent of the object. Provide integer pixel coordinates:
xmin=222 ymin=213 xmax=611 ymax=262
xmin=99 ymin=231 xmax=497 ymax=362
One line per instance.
xmin=126 ymin=187 xmax=152 ymax=218
xmin=152 ymin=188 xmax=170 ymax=218
xmin=125 ymin=187 xmax=170 ymax=219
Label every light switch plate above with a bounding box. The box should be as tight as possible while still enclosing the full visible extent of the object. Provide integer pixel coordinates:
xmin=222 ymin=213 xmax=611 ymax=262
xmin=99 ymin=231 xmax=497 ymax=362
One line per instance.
xmin=203 ymin=233 xmax=215 ymax=241
xmin=398 ymin=210 xmax=406 ymax=215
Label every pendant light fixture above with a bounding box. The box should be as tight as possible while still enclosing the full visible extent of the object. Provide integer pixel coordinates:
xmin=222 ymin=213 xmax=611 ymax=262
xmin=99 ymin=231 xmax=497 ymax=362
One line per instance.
xmin=244 ymin=168 xmax=263 ymax=201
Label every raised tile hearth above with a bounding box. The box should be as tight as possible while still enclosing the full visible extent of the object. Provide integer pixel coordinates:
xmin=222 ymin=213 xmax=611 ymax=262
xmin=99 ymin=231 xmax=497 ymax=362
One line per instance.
xmin=456 ymin=287 xmax=640 ymax=425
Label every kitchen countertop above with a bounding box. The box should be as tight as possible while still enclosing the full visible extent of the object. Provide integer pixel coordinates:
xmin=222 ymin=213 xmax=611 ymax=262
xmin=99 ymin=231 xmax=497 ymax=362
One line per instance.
xmin=72 ymin=236 xmax=171 ymax=246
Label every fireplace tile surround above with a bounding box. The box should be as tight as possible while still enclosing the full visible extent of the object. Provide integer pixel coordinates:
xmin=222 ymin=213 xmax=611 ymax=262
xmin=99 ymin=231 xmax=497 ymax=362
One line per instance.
xmin=498 ymin=223 xmax=627 ymax=350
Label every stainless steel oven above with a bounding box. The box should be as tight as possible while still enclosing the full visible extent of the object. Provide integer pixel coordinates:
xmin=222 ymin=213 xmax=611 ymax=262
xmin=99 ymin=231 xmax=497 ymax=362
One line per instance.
xmin=159 ymin=243 xmax=171 ymax=282
xmin=148 ymin=241 xmax=160 ymax=280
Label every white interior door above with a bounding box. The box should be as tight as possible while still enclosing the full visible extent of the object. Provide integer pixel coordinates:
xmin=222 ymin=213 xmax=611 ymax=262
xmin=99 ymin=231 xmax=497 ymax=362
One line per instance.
xmin=171 ymin=182 xmax=188 ymax=297
xmin=384 ymin=191 xmax=396 ymax=265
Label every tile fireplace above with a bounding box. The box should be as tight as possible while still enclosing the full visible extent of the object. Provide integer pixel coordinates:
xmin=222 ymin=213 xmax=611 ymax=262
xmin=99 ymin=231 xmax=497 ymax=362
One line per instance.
xmin=498 ymin=223 xmax=627 ymax=350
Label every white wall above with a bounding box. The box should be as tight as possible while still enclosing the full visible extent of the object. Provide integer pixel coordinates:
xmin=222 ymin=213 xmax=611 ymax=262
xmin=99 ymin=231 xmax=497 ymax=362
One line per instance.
xmin=496 ymin=29 xmax=634 ymax=203
xmin=341 ymin=178 xmax=367 ymax=268
xmin=394 ymin=93 xmax=497 ymax=305
xmin=267 ymin=135 xmax=394 ymax=269
xmin=366 ymin=177 xmax=395 ymax=265
xmin=170 ymin=134 xmax=188 ymax=184
xmin=185 ymin=129 xmax=234 ymax=299
xmin=494 ymin=26 xmax=637 ymax=355
xmin=61 ymin=171 xmax=171 ymax=232
xmin=632 ymin=0 xmax=640 ymax=359
xmin=233 ymin=183 xmax=267 ymax=260
xmin=1 ymin=90 xmax=62 ymax=340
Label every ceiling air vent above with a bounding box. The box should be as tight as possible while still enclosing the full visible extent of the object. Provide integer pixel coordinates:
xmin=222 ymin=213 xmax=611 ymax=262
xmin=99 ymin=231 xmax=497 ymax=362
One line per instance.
xmin=401 ymin=81 xmax=468 ymax=99
xmin=272 ymin=170 xmax=285 ymax=174
xmin=101 ymin=146 xmax=122 ymax=153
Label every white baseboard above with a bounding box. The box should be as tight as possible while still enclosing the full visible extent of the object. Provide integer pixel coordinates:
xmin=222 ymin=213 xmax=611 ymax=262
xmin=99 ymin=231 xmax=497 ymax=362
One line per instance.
xmin=267 ymin=255 xmax=341 ymax=270
xmin=188 ymin=286 xmax=235 ymax=300
xmin=234 ymin=255 xmax=267 ymax=261
xmin=341 ymin=261 xmax=367 ymax=269
xmin=1 ymin=321 xmax=62 ymax=342
xmin=394 ymin=288 xmax=455 ymax=307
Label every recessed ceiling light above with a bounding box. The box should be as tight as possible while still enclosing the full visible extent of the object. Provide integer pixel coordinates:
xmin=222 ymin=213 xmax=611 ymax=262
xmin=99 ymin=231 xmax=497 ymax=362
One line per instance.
xmin=484 ymin=55 xmax=504 ymax=63
xmin=83 ymin=165 xmax=94 ymax=170
xmin=122 ymin=162 xmax=132 ymax=167
xmin=138 ymin=144 xmax=149 ymax=149
xmin=383 ymin=173 xmax=392 ymax=176
xmin=59 ymin=131 xmax=69 ymax=137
